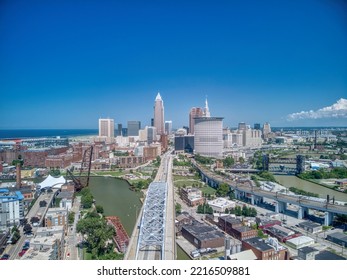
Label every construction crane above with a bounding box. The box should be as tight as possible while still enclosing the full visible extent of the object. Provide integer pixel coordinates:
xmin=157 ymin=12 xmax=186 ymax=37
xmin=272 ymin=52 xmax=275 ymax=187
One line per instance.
xmin=66 ymin=145 xmax=93 ymax=192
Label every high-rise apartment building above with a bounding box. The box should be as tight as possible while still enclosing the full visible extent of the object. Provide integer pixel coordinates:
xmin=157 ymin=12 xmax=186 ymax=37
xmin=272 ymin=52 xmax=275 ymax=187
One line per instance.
xmin=189 ymin=107 xmax=204 ymax=134
xmin=194 ymin=117 xmax=223 ymax=158
xmin=99 ymin=118 xmax=114 ymax=142
xmin=154 ymin=92 xmax=165 ymax=135
xmin=165 ymin=121 xmax=172 ymax=135
xmin=127 ymin=121 xmax=141 ymax=136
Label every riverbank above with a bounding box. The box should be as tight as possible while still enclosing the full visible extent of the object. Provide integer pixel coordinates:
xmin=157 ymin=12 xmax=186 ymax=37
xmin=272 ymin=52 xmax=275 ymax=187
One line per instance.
xmin=297 ymin=176 xmax=347 ymax=194
xmin=274 ymin=175 xmax=347 ymax=203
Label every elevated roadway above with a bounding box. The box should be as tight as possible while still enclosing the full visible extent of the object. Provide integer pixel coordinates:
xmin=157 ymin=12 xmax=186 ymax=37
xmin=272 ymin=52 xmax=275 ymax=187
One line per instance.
xmin=194 ymin=161 xmax=347 ymax=224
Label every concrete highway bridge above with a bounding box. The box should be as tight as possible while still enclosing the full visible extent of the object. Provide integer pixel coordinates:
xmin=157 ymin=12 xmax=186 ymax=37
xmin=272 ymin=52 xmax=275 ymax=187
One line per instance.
xmin=193 ymin=161 xmax=347 ymax=226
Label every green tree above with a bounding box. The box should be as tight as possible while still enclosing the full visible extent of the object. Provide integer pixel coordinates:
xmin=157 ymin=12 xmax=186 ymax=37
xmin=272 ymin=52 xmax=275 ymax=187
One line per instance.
xmin=223 ymin=157 xmax=235 ymax=168
xmin=81 ymin=193 xmax=94 ymax=209
xmin=175 ymin=203 xmax=182 ymax=215
xmin=96 ymin=205 xmax=104 ymax=214
xmin=68 ymin=211 xmax=75 ymax=224
xmin=216 ymin=183 xmax=229 ymax=197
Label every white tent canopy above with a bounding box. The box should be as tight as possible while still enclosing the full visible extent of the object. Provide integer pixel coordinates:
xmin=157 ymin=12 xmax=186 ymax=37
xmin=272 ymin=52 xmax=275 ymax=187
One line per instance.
xmin=37 ymin=175 xmax=66 ymax=190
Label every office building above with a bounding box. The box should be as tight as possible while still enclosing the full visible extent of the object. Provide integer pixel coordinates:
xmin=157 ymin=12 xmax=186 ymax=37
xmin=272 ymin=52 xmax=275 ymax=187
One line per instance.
xmin=238 ymin=122 xmax=247 ymax=130
xmin=263 ymin=122 xmax=271 ymax=138
xmin=117 ymin=124 xmax=123 ymax=136
xmin=242 ymin=128 xmax=262 ymax=148
xmin=174 ymin=135 xmax=194 ymax=153
xmin=153 ymin=92 xmax=165 ymax=135
xmin=194 ymin=117 xmax=223 ymax=158
xmin=165 ymin=121 xmax=172 ymax=135
xmin=127 ymin=121 xmax=141 ymax=136
xmin=99 ymin=118 xmax=115 ymax=140
xmin=254 ymin=123 xmax=261 ymax=130
xmin=147 ymin=126 xmax=157 ymax=145
xmin=189 ymin=107 xmax=204 ymax=134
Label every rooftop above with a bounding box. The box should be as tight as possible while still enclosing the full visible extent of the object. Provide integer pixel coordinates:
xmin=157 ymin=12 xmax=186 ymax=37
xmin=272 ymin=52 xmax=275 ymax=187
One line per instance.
xmin=182 ymin=221 xmax=224 ymax=241
xmin=298 ymin=246 xmax=319 ymax=254
xmin=243 ymin=237 xmax=273 ymax=252
xmin=315 ymin=250 xmax=346 ymax=260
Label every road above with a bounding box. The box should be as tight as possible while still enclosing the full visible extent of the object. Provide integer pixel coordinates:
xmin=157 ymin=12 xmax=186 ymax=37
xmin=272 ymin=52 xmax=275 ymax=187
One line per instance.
xmin=64 ymin=196 xmax=82 ymax=260
xmin=7 ymin=189 xmax=58 ymax=260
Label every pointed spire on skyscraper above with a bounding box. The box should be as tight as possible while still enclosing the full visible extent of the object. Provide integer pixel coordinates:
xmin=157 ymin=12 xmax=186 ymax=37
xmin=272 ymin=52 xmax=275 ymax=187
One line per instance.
xmin=156 ymin=91 xmax=162 ymax=101
xmin=204 ymin=96 xmax=211 ymax=117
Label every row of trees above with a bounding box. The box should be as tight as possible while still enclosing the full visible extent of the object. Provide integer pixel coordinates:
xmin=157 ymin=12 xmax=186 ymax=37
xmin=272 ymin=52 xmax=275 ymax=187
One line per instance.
xmin=298 ymin=167 xmax=347 ymax=180
xmin=258 ymin=171 xmax=277 ymax=182
xmin=195 ymin=154 xmax=213 ymax=165
xmin=197 ymin=203 xmax=214 ymax=214
xmin=289 ymin=187 xmax=319 ymax=198
xmin=226 ymin=205 xmax=257 ymax=217
xmin=132 ymin=179 xmax=152 ymax=191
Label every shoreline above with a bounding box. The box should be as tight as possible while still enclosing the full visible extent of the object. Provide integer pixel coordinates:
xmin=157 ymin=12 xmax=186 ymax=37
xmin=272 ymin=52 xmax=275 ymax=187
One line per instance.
xmin=295 ymin=175 xmax=347 ymax=195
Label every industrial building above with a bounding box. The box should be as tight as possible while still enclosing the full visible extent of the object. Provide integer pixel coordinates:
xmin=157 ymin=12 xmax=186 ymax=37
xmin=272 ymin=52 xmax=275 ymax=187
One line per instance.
xmin=326 ymin=232 xmax=347 ymax=247
xmin=242 ymin=237 xmax=289 ymax=260
xmin=181 ymin=221 xmax=225 ymax=249
xmin=298 ymin=221 xmax=322 ymax=234
xmin=297 ymin=246 xmax=319 ymax=260
xmin=285 ymin=236 xmax=315 ymax=249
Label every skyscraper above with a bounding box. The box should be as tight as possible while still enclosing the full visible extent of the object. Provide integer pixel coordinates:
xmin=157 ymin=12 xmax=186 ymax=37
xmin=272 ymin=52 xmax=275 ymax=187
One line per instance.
xmin=194 ymin=117 xmax=223 ymax=158
xmin=127 ymin=121 xmax=141 ymax=136
xmin=154 ymin=92 xmax=165 ymax=135
xmin=99 ymin=118 xmax=114 ymax=140
xmin=189 ymin=107 xmax=204 ymax=134
xmin=117 ymin=123 xmax=123 ymax=136
xmin=165 ymin=120 xmax=172 ymax=135
xmin=263 ymin=122 xmax=271 ymax=139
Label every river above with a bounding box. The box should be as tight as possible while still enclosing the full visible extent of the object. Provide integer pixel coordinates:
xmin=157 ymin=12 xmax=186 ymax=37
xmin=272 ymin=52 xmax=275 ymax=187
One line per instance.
xmin=88 ymin=176 xmax=142 ymax=235
xmin=274 ymin=175 xmax=347 ymax=203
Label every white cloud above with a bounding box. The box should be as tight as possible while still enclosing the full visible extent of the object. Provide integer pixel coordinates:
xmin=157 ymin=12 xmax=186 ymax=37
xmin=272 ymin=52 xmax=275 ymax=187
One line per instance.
xmin=287 ymin=98 xmax=347 ymax=121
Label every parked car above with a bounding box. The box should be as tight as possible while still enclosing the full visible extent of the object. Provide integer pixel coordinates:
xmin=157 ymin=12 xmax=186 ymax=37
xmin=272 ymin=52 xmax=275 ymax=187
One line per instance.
xmin=1 ymin=254 xmax=10 ymax=260
xmin=18 ymin=250 xmax=26 ymax=257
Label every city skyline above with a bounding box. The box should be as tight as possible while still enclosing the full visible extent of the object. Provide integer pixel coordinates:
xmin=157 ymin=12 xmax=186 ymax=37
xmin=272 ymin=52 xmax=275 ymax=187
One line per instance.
xmin=1 ymin=1 xmax=347 ymax=129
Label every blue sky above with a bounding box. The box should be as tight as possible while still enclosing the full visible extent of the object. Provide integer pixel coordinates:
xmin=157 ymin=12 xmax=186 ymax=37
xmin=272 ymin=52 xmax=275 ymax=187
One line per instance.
xmin=0 ymin=0 xmax=346 ymax=129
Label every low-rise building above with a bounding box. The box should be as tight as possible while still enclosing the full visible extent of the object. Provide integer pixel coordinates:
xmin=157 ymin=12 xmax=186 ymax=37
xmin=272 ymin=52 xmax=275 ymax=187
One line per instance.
xmin=21 ymin=230 xmax=64 ymax=260
xmin=44 ymin=207 xmax=68 ymax=229
xmin=285 ymin=236 xmax=315 ymax=249
xmin=181 ymin=221 xmax=225 ymax=249
xmin=298 ymin=221 xmax=322 ymax=234
xmin=297 ymin=246 xmax=319 ymax=260
xmin=242 ymin=237 xmax=289 ymax=260
xmin=180 ymin=187 xmax=205 ymax=207
xmin=326 ymin=232 xmax=347 ymax=247
xmin=208 ymin=198 xmax=235 ymax=213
